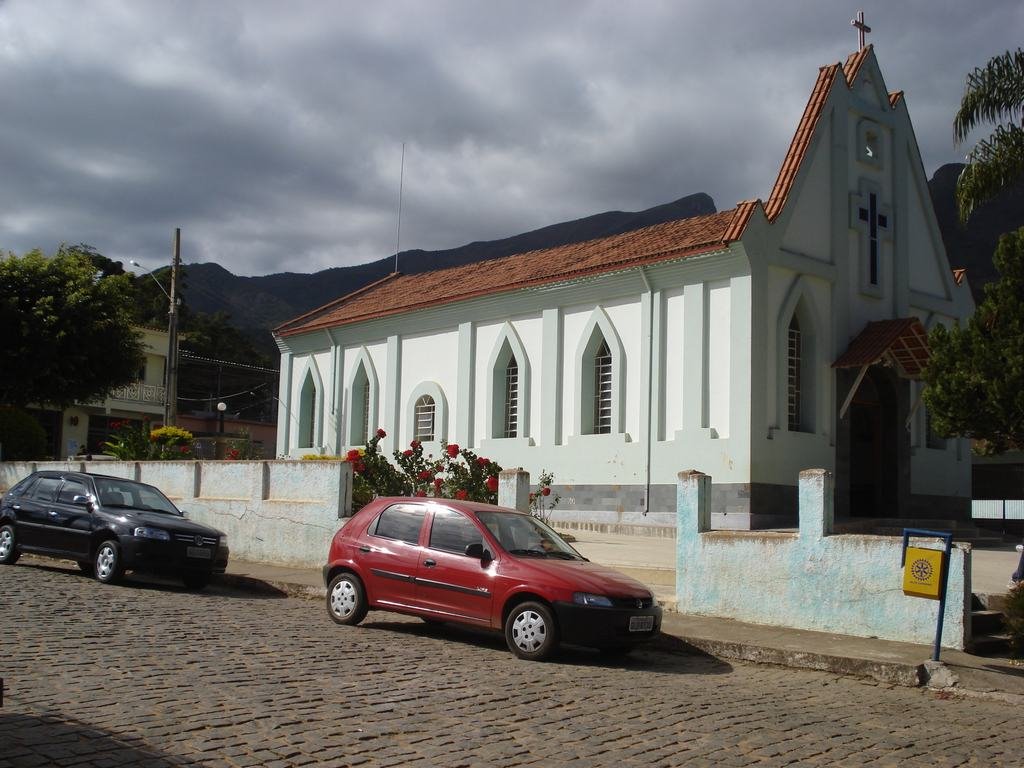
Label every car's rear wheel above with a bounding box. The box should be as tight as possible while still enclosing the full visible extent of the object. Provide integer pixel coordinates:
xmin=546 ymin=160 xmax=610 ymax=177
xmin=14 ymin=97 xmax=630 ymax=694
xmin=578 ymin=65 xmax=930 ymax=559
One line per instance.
xmin=505 ymin=601 xmax=558 ymax=661
xmin=182 ymin=572 xmax=211 ymax=590
xmin=94 ymin=540 xmax=124 ymax=584
xmin=0 ymin=524 xmax=20 ymax=565
xmin=327 ymin=572 xmax=367 ymax=625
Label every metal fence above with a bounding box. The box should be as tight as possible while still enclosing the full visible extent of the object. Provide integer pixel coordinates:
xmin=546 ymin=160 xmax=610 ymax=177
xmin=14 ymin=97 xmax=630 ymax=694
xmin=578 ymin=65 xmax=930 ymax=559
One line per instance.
xmin=972 ymin=499 xmax=1024 ymax=520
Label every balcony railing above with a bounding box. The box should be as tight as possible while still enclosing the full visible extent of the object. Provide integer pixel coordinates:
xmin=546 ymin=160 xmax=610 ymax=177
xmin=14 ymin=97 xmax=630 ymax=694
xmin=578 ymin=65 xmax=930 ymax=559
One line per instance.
xmin=107 ymin=381 xmax=167 ymax=405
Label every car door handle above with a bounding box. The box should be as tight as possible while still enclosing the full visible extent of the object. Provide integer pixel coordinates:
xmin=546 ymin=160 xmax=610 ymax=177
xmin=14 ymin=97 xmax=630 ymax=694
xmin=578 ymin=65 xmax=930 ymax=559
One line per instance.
xmin=49 ymin=510 xmax=59 ymax=516
xmin=11 ymin=504 xmax=20 ymax=510
xmin=358 ymin=546 xmax=371 ymax=553
xmin=423 ymin=559 xmax=436 ymax=568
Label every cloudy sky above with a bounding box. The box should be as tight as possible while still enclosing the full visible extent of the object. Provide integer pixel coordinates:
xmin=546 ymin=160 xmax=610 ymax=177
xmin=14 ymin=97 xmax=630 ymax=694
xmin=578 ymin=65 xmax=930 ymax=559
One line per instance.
xmin=0 ymin=1 xmax=1019 ymax=277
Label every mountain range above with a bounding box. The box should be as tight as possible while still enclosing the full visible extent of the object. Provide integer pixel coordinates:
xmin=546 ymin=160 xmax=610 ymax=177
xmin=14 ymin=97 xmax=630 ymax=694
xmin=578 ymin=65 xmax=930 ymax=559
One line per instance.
xmin=181 ymin=165 xmax=1021 ymax=356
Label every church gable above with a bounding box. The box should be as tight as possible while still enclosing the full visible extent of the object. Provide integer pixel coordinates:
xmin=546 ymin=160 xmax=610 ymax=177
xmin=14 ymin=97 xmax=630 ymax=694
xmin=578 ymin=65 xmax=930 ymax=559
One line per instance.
xmin=904 ymin=150 xmax=953 ymax=300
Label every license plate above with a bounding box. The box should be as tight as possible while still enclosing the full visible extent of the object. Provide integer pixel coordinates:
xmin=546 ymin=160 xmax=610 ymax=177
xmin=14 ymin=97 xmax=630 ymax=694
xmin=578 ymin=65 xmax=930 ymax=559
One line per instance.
xmin=629 ymin=615 xmax=654 ymax=632
xmin=187 ymin=546 xmax=212 ymax=560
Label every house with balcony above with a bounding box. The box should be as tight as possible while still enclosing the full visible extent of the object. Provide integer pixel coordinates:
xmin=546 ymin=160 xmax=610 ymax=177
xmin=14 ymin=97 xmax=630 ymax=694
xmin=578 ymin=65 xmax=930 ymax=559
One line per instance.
xmin=31 ymin=326 xmax=170 ymax=458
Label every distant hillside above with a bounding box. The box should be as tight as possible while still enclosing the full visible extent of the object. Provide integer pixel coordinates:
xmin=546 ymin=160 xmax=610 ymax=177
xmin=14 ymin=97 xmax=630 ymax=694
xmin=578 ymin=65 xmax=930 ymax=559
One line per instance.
xmin=182 ymin=193 xmax=717 ymax=351
xmin=183 ymin=171 xmax=1024 ymax=356
xmin=927 ymin=163 xmax=1024 ymax=303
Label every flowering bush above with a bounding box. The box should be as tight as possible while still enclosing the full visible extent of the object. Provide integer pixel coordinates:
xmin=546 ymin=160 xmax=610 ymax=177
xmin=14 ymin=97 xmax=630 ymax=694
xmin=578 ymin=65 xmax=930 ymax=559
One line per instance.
xmin=345 ymin=430 xmax=502 ymax=510
xmin=529 ymin=469 xmax=560 ymax=525
xmin=104 ymin=422 xmax=194 ymax=460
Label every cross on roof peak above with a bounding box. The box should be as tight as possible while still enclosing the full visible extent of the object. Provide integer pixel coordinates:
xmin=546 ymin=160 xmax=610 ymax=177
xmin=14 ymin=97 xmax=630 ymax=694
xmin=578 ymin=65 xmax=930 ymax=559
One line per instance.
xmin=850 ymin=10 xmax=871 ymax=51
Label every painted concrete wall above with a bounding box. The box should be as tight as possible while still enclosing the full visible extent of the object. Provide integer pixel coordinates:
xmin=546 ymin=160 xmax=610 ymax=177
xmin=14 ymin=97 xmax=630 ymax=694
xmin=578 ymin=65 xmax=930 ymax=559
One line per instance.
xmin=0 ymin=460 xmax=352 ymax=569
xmin=676 ymin=469 xmax=970 ymax=649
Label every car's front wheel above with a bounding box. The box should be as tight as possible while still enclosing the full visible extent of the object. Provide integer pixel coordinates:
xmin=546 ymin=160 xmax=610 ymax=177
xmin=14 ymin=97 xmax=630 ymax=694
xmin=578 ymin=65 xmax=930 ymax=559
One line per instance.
xmin=0 ymin=523 xmax=20 ymax=565
xmin=94 ymin=540 xmax=124 ymax=584
xmin=505 ymin=601 xmax=559 ymax=661
xmin=327 ymin=572 xmax=367 ymax=625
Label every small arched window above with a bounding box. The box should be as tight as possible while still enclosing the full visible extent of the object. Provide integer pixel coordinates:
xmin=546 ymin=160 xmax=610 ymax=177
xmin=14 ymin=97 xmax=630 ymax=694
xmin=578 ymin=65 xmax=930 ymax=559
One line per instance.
xmin=787 ymin=316 xmax=802 ymax=431
xmin=593 ymin=340 xmax=612 ymax=435
xmin=414 ymin=395 xmax=435 ymax=442
xmin=504 ymin=357 xmax=519 ymax=438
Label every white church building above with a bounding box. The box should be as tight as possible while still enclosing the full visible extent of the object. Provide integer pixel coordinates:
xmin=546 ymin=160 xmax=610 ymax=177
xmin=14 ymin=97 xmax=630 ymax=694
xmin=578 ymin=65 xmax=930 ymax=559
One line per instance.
xmin=274 ymin=45 xmax=974 ymax=530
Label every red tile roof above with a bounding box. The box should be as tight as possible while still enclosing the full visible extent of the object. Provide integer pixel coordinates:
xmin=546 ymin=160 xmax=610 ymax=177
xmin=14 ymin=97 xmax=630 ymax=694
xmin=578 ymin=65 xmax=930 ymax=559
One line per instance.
xmin=832 ymin=318 xmax=930 ymax=378
xmin=277 ymin=208 xmax=749 ymax=336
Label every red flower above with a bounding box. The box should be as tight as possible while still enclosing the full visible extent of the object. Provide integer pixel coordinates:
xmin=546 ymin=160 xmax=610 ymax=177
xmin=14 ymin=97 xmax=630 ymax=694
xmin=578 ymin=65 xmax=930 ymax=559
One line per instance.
xmin=433 ymin=478 xmax=443 ymax=490
xmin=455 ymin=489 xmax=468 ymax=500
xmin=541 ymin=486 xmax=551 ymax=496
xmin=376 ymin=428 xmax=387 ymax=438
xmin=476 ymin=457 xmax=489 ymax=466
xmin=417 ymin=470 xmax=432 ymax=481
xmin=179 ymin=445 xmax=189 ymax=454
xmin=354 ymin=461 xmax=365 ymax=473
xmin=402 ymin=449 xmax=413 ymax=457
xmin=446 ymin=444 xmax=460 ymax=458
xmin=529 ymin=493 xmax=536 ymax=501
xmin=415 ymin=490 xmax=427 ymax=497
xmin=346 ymin=449 xmax=361 ymax=461
xmin=486 ymin=476 xmax=498 ymax=493
xmin=410 ymin=440 xmax=421 ymax=449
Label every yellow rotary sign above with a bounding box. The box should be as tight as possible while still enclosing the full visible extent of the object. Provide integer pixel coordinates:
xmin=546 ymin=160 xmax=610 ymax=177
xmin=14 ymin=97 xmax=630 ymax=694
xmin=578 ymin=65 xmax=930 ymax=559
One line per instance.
xmin=902 ymin=546 xmax=943 ymax=600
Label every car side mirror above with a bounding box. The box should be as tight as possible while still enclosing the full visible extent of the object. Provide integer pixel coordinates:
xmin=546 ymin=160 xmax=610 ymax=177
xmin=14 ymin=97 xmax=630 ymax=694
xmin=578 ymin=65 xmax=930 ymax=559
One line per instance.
xmin=464 ymin=543 xmax=492 ymax=563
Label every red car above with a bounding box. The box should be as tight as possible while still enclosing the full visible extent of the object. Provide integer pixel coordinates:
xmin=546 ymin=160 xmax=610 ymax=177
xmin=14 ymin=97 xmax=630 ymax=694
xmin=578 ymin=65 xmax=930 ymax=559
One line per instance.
xmin=322 ymin=497 xmax=662 ymax=660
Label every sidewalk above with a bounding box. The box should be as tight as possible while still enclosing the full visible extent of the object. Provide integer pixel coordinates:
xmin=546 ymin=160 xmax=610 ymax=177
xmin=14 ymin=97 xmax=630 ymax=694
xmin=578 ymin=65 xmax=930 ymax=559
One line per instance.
xmin=222 ymin=535 xmax=1024 ymax=703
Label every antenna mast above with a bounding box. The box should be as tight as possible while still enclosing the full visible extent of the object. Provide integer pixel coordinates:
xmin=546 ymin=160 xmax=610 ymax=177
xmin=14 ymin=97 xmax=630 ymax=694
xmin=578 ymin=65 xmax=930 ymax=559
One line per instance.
xmin=395 ymin=142 xmax=405 ymax=273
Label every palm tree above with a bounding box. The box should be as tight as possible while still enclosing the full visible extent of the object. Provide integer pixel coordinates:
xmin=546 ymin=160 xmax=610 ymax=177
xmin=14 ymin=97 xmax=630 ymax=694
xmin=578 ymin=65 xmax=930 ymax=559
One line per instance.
xmin=953 ymin=48 xmax=1024 ymax=224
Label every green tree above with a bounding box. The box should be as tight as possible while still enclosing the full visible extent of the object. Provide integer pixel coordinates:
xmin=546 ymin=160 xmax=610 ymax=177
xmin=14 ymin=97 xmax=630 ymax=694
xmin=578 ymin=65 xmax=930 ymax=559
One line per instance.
xmin=0 ymin=246 xmax=144 ymax=408
xmin=954 ymin=48 xmax=1024 ymax=224
xmin=923 ymin=227 xmax=1024 ymax=454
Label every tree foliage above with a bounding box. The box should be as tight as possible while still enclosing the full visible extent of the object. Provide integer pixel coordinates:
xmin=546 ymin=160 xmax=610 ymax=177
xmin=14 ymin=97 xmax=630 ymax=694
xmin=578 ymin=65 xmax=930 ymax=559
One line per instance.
xmin=0 ymin=246 xmax=144 ymax=408
xmin=954 ymin=48 xmax=1024 ymax=224
xmin=923 ymin=227 xmax=1024 ymax=454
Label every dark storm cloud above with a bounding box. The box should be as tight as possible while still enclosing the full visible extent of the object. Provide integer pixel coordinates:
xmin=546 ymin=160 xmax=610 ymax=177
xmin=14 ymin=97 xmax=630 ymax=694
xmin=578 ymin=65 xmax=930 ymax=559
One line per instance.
xmin=0 ymin=0 xmax=1020 ymax=276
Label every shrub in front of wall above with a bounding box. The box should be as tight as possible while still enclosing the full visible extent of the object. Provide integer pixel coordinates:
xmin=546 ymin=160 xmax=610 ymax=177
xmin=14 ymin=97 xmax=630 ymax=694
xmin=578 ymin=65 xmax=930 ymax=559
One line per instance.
xmin=1005 ymin=582 xmax=1024 ymax=659
xmin=0 ymin=407 xmax=47 ymax=460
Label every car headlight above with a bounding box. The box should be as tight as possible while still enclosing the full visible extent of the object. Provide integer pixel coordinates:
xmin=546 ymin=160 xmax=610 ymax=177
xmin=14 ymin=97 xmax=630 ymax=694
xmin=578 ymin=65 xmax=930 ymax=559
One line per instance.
xmin=573 ymin=592 xmax=613 ymax=608
xmin=133 ymin=527 xmax=170 ymax=541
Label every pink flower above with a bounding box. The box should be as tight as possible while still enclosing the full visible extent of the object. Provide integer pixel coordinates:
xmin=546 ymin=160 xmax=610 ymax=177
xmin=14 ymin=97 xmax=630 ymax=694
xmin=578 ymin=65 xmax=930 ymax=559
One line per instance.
xmin=455 ymin=489 xmax=469 ymax=500
xmin=541 ymin=486 xmax=551 ymax=496
xmin=486 ymin=476 xmax=498 ymax=493
xmin=446 ymin=444 xmax=460 ymax=458
xmin=376 ymin=428 xmax=387 ymax=438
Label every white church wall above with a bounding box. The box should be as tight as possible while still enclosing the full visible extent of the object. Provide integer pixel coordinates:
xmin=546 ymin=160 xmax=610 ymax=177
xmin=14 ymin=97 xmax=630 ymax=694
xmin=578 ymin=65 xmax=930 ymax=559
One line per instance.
xmin=707 ymin=280 xmax=731 ymax=438
xmin=399 ymin=329 xmax=459 ymax=448
xmin=472 ymin=315 xmax=544 ymax=445
xmin=662 ymin=286 xmax=686 ymax=436
xmin=604 ymin=300 xmax=642 ymax=438
xmin=778 ymin=116 xmax=833 ymax=263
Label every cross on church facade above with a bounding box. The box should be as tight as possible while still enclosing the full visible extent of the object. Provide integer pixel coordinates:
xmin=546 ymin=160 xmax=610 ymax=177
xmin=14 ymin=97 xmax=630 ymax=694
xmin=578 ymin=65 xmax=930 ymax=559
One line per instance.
xmin=850 ymin=10 xmax=871 ymax=50
xmin=853 ymin=189 xmax=890 ymax=286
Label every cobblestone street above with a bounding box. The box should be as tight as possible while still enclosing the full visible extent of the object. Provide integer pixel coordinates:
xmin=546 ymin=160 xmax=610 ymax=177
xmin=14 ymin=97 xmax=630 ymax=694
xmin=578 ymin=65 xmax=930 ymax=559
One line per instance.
xmin=1 ymin=562 xmax=1020 ymax=767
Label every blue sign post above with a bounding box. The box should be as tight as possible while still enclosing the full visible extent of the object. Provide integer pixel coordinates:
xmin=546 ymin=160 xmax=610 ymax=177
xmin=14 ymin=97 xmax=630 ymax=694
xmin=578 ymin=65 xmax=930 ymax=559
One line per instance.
xmin=901 ymin=528 xmax=953 ymax=662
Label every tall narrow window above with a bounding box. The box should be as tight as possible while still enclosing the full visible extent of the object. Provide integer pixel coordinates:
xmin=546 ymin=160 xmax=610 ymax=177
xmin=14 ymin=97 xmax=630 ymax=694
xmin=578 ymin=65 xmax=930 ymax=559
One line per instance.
xmin=504 ymin=357 xmax=519 ymax=438
xmin=593 ymin=340 xmax=612 ymax=434
xmin=361 ymin=382 xmax=370 ymax=443
xmin=414 ymin=395 xmax=435 ymax=442
xmin=787 ymin=317 xmax=802 ymax=431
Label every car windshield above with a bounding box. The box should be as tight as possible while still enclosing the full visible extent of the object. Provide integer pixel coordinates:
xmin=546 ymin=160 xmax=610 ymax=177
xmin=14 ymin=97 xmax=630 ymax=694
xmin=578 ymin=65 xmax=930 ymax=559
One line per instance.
xmin=93 ymin=478 xmax=182 ymax=516
xmin=475 ymin=510 xmax=583 ymax=560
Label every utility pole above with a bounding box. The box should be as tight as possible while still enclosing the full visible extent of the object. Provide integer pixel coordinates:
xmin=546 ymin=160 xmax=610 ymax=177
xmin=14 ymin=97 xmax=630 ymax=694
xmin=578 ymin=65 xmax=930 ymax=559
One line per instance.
xmin=165 ymin=228 xmax=181 ymax=426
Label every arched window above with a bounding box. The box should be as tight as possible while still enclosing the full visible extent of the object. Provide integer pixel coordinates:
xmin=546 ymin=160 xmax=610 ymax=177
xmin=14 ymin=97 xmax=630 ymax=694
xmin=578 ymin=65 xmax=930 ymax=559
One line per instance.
xmin=414 ymin=395 xmax=435 ymax=442
xmin=504 ymin=356 xmax=519 ymax=438
xmin=787 ymin=316 xmax=802 ymax=431
xmin=298 ymin=375 xmax=317 ymax=448
xmin=349 ymin=366 xmax=370 ymax=445
xmin=593 ymin=340 xmax=613 ymax=434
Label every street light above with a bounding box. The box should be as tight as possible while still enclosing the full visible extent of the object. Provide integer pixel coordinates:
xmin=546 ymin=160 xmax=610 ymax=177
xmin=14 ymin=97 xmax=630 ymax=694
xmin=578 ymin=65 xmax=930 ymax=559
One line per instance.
xmin=129 ymin=228 xmax=181 ymax=426
xmin=217 ymin=401 xmax=226 ymax=434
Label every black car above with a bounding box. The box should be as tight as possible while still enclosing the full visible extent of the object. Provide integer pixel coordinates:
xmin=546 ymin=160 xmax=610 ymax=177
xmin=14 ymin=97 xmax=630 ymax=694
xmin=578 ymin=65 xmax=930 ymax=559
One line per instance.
xmin=0 ymin=470 xmax=229 ymax=589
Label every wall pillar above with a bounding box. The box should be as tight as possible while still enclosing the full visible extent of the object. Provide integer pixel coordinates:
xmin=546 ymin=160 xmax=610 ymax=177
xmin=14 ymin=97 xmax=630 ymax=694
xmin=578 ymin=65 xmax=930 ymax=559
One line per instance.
xmin=498 ymin=468 xmax=530 ymax=512
xmin=798 ymin=468 xmax=833 ymax=539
